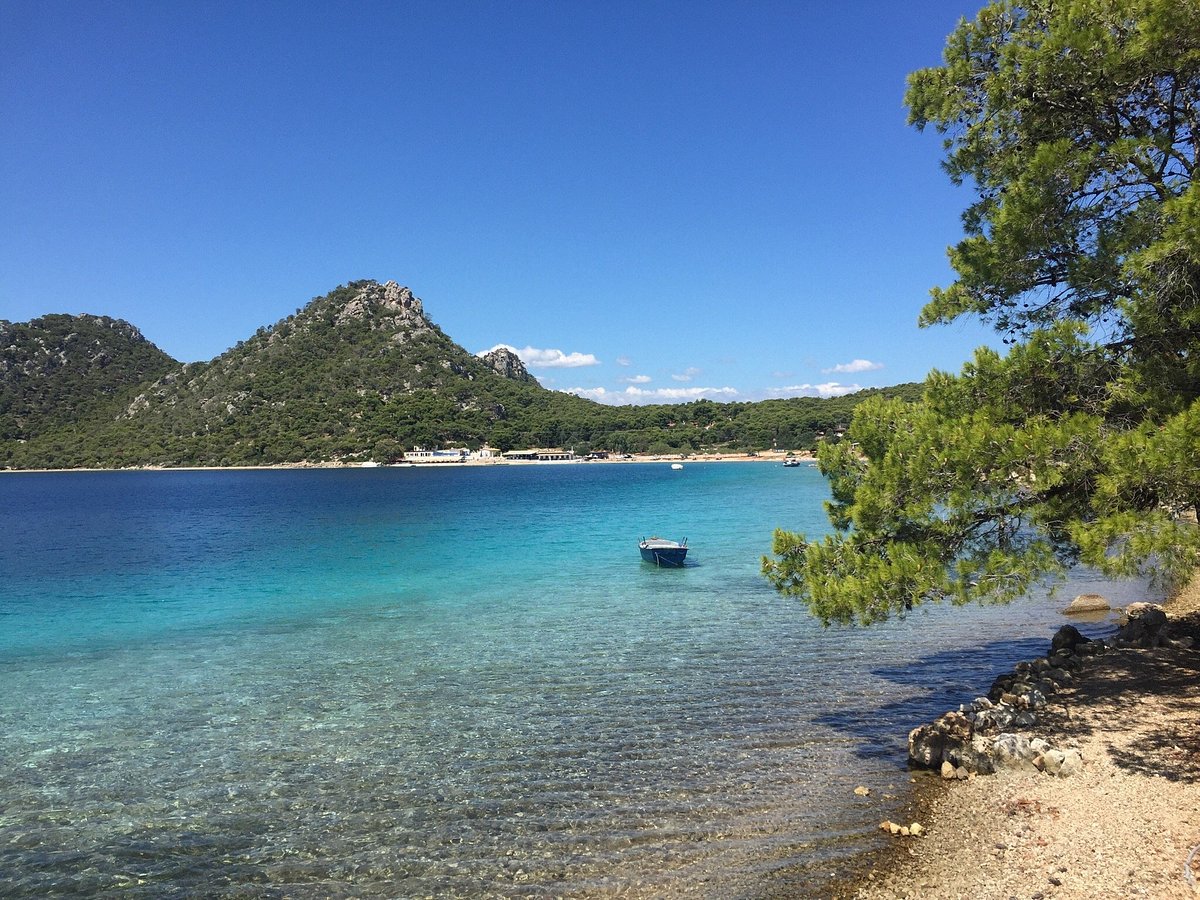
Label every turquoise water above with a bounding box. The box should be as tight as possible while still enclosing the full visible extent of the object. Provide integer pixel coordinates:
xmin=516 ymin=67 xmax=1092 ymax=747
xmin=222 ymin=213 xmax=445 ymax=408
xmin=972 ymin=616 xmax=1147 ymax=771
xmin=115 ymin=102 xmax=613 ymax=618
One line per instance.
xmin=0 ymin=464 xmax=1148 ymax=897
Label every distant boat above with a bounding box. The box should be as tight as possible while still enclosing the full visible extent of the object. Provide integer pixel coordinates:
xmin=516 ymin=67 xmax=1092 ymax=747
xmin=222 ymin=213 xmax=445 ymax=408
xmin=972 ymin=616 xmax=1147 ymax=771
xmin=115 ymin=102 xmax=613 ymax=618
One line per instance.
xmin=783 ymin=458 xmax=803 ymax=468
xmin=671 ymin=463 xmax=684 ymax=470
xmin=640 ymin=537 xmax=688 ymax=567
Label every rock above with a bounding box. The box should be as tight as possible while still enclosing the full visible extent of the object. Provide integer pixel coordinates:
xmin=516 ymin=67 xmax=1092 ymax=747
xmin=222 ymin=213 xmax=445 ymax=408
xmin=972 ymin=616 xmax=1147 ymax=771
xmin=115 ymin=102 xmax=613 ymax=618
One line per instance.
xmin=941 ymin=761 xmax=957 ymax=780
xmin=910 ymin=822 xmax=924 ymax=836
xmin=478 ymin=346 xmax=536 ymax=383
xmin=993 ymin=733 xmax=1040 ymax=772
xmin=1019 ymin=686 xmax=1048 ymax=708
xmin=1012 ymin=709 xmax=1038 ymax=728
xmin=973 ymin=705 xmax=1017 ymax=735
xmin=908 ymin=711 xmax=973 ymax=769
xmin=1050 ymin=624 xmax=1092 ymax=654
xmin=1117 ymin=603 xmax=1169 ymax=647
xmin=1042 ymin=748 xmax=1067 ymax=775
xmin=1043 ymin=666 xmax=1073 ymax=685
xmin=1064 ymin=593 xmax=1111 ymax=614
xmin=1048 ymin=650 xmax=1081 ymax=669
xmin=1060 ymin=749 xmax=1084 ymax=777
xmin=853 ymin=785 xmax=871 ymax=796
xmin=988 ymin=671 xmax=1020 ymax=699
xmin=1124 ymin=600 xmax=1164 ymax=618
xmin=945 ymin=735 xmax=996 ymax=775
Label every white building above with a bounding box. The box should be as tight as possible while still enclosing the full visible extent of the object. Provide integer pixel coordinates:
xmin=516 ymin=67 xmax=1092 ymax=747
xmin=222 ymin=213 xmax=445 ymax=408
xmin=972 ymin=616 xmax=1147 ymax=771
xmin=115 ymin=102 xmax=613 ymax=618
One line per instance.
xmin=403 ymin=447 xmax=468 ymax=463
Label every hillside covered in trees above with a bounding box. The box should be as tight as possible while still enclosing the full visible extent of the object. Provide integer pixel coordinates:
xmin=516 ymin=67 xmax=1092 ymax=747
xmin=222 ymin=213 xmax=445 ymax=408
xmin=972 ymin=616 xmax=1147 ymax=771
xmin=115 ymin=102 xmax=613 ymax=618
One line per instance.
xmin=1 ymin=280 xmax=919 ymax=469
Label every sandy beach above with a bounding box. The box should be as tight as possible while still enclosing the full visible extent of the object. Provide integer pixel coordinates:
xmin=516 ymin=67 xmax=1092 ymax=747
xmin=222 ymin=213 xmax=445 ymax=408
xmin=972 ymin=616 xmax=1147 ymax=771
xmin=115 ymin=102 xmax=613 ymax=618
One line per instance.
xmin=846 ymin=573 xmax=1200 ymax=900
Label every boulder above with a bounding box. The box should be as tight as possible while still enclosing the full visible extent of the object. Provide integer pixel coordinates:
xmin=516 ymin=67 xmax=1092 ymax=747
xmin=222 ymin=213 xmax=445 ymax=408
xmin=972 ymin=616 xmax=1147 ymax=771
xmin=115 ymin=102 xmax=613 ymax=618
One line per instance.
xmin=1116 ymin=602 xmax=1169 ymax=647
xmin=908 ymin=711 xmax=973 ymax=769
xmin=1048 ymin=650 xmax=1083 ymax=670
xmin=1041 ymin=748 xmax=1067 ymax=775
xmin=1060 ymin=748 xmax=1084 ymax=777
xmin=1043 ymin=666 xmax=1073 ymax=685
xmin=993 ymin=733 xmax=1040 ymax=772
xmin=945 ymin=735 xmax=996 ymax=775
xmin=1050 ymin=624 xmax=1092 ymax=654
xmin=988 ymin=673 xmax=1016 ymax=702
xmin=972 ymin=705 xmax=1017 ymax=734
xmin=1064 ymin=593 xmax=1111 ymax=614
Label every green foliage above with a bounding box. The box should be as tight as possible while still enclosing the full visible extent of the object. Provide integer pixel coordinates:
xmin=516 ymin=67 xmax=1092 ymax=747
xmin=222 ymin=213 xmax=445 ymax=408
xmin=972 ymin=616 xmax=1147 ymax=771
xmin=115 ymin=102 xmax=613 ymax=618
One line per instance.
xmin=0 ymin=314 xmax=177 ymax=445
xmin=765 ymin=0 xmax=1200 ymax=625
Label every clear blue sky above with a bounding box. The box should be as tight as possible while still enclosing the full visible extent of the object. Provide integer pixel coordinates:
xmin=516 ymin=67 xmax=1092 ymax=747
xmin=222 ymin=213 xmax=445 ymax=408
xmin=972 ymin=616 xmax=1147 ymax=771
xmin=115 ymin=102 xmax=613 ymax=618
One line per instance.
xmin=1 ymin=0 xmax=995 ymax=404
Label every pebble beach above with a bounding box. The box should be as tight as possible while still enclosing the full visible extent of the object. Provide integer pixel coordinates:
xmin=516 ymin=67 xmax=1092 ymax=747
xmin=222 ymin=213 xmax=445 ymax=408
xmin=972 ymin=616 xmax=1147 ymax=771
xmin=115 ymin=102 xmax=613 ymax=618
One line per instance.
xmin=848 ymin=574 xmax=1200 ymax=900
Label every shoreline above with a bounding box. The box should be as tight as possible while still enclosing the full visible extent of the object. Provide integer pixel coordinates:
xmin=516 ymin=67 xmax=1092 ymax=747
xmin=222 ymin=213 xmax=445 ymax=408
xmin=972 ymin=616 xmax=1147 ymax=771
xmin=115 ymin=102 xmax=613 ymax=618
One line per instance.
xmin=0 ymin=450 xmax=812 ymax=474
xmin=842 ymin=572 xmax=1200 ymax=899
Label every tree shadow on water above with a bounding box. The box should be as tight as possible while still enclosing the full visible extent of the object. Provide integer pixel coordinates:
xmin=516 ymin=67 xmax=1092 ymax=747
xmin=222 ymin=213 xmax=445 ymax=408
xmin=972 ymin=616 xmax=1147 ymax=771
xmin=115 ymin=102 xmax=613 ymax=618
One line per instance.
xmin=815 ymin=636 xmax=1051 ymax=761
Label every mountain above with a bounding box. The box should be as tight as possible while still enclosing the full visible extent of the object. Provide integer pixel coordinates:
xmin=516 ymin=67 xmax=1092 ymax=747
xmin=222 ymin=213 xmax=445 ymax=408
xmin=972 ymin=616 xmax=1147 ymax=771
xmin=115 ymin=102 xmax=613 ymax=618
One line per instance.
xmin=0 ymin=279 xmax=922 ymax=469
xmin=96 ymin=279 xmax=567 ymax=467
xmin=0 ymin=314 xmax=177 ymax=443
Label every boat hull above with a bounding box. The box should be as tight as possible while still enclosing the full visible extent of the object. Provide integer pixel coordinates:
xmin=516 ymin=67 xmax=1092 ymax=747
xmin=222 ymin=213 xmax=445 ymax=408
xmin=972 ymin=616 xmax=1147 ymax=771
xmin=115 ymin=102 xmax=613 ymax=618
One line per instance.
xmin=639 ymin=541 xmax=688 ymax=567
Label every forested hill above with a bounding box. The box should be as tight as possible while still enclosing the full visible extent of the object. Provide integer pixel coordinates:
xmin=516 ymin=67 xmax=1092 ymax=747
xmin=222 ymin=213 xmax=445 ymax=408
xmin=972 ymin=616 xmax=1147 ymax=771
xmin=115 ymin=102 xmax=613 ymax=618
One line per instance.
xmin=0 ymin=314 xmax=178 ymax=444
xmin=0 ymin=280 xmax=921 ymax=469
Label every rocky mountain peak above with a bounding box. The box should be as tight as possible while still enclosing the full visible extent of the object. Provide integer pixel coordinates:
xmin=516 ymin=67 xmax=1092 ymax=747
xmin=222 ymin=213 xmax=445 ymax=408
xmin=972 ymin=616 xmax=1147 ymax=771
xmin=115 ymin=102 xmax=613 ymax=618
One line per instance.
xmin=333 ymin=280 xmax=428 ymax=331
xmin=478 ymin=345 xmax=536 ymax=383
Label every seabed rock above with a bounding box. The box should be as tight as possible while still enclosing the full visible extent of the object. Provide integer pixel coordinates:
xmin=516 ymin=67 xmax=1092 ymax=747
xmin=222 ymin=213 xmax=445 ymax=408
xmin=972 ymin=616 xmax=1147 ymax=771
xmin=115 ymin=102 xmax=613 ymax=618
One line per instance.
xmin=1064 ymin=593 xmax=1111 ymax=615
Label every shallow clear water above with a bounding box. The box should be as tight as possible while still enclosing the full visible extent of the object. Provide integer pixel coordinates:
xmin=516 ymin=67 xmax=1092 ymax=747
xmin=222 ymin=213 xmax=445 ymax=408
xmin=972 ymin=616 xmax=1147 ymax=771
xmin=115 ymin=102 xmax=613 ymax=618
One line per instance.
xmin=0 ymin=464 xmax=1151 ymax=897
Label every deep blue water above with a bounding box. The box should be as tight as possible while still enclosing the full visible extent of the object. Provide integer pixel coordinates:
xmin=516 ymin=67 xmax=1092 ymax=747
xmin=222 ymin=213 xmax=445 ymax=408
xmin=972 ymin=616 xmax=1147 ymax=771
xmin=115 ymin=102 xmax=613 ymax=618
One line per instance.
xmin=0 ymin=463 xmax=1150 ymax=897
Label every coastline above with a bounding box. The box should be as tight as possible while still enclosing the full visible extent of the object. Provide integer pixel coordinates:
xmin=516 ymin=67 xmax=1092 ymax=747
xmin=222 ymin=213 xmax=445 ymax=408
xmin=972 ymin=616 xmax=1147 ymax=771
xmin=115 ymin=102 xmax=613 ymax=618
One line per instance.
xmin=841 ymin=572 xmax=1200 ymax=900
xmin=0 ymin=450 xmax=811 ymax=474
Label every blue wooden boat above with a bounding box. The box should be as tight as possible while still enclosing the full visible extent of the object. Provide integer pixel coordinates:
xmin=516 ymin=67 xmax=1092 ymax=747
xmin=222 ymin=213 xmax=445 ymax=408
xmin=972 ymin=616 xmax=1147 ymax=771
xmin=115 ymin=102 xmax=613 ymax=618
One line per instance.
xmin=640 ymin=536 xmax=688 ymax=567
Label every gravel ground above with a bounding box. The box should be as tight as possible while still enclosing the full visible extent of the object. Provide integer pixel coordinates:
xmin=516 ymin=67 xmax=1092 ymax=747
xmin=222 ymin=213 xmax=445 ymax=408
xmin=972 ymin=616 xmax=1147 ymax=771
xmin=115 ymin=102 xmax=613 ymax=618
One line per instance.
xmin=850 ymin=574 xmax=1200 ymax=900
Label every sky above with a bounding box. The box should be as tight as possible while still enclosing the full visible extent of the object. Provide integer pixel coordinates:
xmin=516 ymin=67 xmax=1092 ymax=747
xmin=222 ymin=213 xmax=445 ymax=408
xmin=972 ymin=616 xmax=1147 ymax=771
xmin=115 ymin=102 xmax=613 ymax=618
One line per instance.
xmin=1 ymin=0 xmax=997 ymax=404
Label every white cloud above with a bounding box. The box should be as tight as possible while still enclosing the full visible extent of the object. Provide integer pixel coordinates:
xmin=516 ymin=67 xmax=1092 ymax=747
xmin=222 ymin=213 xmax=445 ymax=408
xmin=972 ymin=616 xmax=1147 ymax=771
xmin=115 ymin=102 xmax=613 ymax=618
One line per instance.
xmin=480 ymin=343 xmax=599 ymax=369
xmin=671 ymin=367 xmax=702 ymax=382
xmin=566 ymin=384 xmax=739 ymax=405
xmin=822 ymin=358 xmax=884 ymax=375
xmin=768 ymin=382 xmax=864 ymax=399
xmin=621 ymin=374 xmax=652 ymax=384
xmin=566 ymin=386 xmax=614 ymax=402
xmin=615 ymin=355 xmax=633 ymax=367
